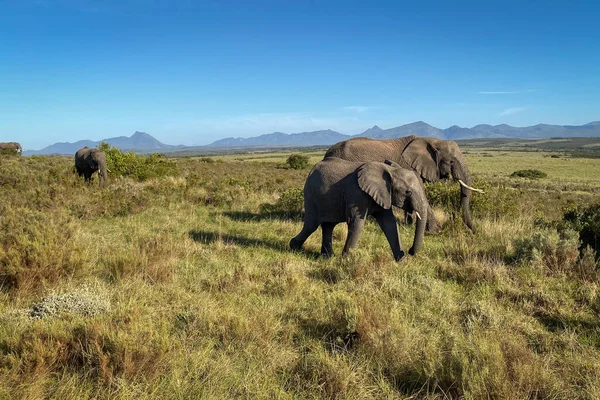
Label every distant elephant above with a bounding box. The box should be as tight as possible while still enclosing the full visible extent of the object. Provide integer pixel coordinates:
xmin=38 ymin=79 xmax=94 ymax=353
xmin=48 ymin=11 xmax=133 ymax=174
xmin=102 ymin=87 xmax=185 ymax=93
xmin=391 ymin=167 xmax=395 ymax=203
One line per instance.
xmin=74 ymin=147 xmax=108 ymax=187
xmin=290 ymin=157 xmax=429 ymax=261
xmin=0 ymin=142 xmax=23 ymax=154
xmin=325 ymin=135 xmax=482 ymax=233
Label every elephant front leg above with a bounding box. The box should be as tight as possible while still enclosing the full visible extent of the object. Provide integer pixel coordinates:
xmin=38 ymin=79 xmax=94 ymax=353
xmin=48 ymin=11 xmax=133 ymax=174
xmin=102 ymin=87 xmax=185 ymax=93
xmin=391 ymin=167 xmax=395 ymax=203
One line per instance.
xmin=342 ymin=216 xmax=366 ymax=256
xmin=374 ymin=209 xmax=405 ymax=261
xmin=320 ymin=222 xmax=336 ymax=257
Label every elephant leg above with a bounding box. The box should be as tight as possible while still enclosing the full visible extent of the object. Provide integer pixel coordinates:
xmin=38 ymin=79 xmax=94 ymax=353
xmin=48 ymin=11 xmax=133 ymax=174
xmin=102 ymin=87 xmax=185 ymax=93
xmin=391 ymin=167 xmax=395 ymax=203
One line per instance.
xmin=342 ymin=216 xmax=366 ymax=256
xmin=290 ymin=213 xmax=319 ymax=251
xmin=374 ymin=209 xmax=405 ymax=261
xmin=425 ymin=203 xmax=441 ymax=233
xmin=320 ymin=222 xmax=337 ymax=257
xmin=84 ymin=171 xmax=92 ymax=182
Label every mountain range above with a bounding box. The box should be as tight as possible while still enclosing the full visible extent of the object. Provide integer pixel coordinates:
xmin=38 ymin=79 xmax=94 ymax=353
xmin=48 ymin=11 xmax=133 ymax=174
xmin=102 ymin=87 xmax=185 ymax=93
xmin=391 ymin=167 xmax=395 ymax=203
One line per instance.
xmin=24 ymin=131 xmax=185 ymax=156
xmin=23 ymin=121 xmax=600 ymax=155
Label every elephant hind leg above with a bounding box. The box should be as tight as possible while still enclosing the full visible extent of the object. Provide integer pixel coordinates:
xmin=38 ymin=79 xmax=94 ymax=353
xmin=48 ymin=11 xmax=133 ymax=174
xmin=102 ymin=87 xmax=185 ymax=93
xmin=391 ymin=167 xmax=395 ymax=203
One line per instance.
xmin=320 ymin=222 xmax=337 ymax=257
xmin=290 ymin=211 xmax=320 ymax=251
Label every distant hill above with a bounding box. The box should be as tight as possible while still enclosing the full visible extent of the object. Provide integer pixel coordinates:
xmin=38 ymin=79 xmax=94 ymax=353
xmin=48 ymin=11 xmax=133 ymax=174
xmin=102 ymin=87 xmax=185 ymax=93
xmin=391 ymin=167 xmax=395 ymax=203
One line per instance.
xmin=25 ymin=131 xmax=184 ymax=156
xmin=356 ymin=121 xmax=445 ymax=139
xmin=208 ymin=129 xmax=350 ymax=148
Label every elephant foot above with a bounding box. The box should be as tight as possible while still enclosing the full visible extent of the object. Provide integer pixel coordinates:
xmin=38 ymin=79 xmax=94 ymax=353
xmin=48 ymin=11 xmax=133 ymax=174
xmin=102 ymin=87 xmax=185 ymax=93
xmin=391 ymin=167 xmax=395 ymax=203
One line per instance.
xmin=320 ymin=248 xmax=335 ymax=258
xmin=394 ymin=250 xmax=406 ymax=262
xmin=290 ymin=238 xmax=303 ymax=251
xmin=425 ymin=225 xmax=442 ymax=235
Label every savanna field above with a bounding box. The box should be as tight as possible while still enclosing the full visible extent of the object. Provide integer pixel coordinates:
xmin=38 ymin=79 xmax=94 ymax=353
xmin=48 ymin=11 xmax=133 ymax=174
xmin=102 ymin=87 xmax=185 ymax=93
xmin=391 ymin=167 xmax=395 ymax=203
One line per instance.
xmin=2 ymin=147 xmax=600 ymax=399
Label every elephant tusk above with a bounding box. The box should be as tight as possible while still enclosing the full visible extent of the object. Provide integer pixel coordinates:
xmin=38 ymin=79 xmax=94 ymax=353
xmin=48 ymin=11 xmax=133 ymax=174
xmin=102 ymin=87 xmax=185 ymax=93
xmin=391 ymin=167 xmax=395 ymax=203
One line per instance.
xmin=107 ymin=168 xmax=112 ymax=173
xmin=414 ymin=211 xmax=422 ymax=220
xmin=458 ymin=180 xmax=484 ymax=193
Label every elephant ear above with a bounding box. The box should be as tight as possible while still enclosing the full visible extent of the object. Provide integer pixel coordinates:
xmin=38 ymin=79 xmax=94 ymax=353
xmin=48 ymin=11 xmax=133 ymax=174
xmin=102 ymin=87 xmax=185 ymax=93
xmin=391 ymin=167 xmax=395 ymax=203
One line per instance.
xmin=402 ymin=138 xmax=440 ymax=182
xmin=357 ymin=162 xmax=392 ymax=209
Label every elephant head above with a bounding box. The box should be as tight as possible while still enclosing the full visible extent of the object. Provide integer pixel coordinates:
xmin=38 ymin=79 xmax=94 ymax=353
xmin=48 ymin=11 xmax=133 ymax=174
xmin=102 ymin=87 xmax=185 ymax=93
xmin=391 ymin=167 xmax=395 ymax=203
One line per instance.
xmin=357 ymin=160 xmax=429 ymax=255
xmin=402 ymin=137 xmax=476 ymax=232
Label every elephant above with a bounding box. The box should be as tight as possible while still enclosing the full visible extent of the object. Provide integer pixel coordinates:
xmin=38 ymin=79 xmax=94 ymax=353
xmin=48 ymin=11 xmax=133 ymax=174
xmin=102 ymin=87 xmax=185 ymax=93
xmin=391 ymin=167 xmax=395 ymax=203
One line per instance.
xmin=290 ymin=157 xmax=430 ymax=261
xmin=324 ymin=135 xmax=482 ymax=233
xmin=0 ymin=142 xmax=23 ymax=154
xmin=74 ymin=147 xmax=108 ymax=187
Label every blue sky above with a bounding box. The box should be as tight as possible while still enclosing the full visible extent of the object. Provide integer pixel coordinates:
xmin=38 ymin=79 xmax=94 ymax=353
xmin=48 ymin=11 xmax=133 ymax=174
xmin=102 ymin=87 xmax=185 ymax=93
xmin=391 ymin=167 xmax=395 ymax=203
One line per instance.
xmin=1 ymin=0 xmax=599 ymax=150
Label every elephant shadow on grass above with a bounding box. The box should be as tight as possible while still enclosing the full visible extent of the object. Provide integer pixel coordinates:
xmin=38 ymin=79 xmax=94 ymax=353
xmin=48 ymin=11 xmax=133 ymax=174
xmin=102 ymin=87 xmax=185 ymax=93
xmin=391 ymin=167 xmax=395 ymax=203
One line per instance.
xmin=188 ymin=229 xmax=320 ymax=259
xmin=222 ymin=210 xmax=303 ymax=222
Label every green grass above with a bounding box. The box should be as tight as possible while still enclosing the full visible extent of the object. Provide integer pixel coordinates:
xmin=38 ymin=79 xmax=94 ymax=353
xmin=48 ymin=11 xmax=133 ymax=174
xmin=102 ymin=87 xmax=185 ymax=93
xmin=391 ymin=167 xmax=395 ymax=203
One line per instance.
xmin=1 ymin=150 xmax=600 ymax=398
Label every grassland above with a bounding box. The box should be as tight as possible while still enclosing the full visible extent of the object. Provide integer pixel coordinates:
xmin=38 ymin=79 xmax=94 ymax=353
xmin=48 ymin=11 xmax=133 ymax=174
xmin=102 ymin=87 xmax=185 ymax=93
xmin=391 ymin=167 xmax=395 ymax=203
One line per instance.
xmin=1 ymin=148 xmax=600 ymax=399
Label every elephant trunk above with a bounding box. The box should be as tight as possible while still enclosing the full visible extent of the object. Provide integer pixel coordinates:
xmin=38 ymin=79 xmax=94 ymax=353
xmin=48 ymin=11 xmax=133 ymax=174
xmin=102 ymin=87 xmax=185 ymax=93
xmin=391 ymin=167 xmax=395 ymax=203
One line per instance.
xmin=408 ymin=193 xmax=427 ymax=255
xmin=98 ymin=163 xmax=107 ymax=187
xmin=409 ymin=207 xmax=426 ymax=255
xmin=453 ymin=163 xmax=475 ymax=233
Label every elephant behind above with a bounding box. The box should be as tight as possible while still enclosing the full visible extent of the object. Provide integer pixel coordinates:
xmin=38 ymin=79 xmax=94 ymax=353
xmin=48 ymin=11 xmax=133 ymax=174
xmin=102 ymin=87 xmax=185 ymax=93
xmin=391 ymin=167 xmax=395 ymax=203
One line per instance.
xmin=0 ymin=142 xmax=23 ymax=155
xmin=325 ymin=135 xmax=480 ymax=232
xmin=290 ymin=157 xmax=430 ymax=261
xmin=75 ymin=147 xmax=108 ymax=187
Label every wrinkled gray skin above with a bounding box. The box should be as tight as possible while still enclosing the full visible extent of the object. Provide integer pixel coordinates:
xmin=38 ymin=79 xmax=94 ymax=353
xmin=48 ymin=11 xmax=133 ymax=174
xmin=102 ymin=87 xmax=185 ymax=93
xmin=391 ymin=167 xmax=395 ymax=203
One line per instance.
xmin=74 ymin=147 xmax=108 ymax=187
xmin=0 ymin=142 xmax=23 ymax=154
xmin=290 ymin=158 xmax=429 ymax=261
xmin=325 ymin=135 xmax=475 ymax=233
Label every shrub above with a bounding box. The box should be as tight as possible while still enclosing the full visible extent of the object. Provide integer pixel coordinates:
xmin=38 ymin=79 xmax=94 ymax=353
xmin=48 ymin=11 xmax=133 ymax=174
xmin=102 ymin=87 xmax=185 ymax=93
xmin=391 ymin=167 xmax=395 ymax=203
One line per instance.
xmin=562 ymin=202 xmax=600 ymax=260
xmin=0 ymin=208 xmax=87 ymax=292
xmin=550 ymin=154 xmax=561 ymax=158
xmin=259 ymin=188 xmax=304 ymax=217
xmin=0 ymin=148 xmax=20 ymax=156
xmin=510 ymin=169 xmax=547 ymax=179
xmin=512 ymin=229 xmax=579 ymax=273
xmin=286 ymin=153 xmax=309 ymax=170
xmin=98 ymin=142 xmax=179 ymax=181
xmin=29 ymin=284 xmax=110 ymax=319
xmin=426 ymin=178 xmax=520 ymax=219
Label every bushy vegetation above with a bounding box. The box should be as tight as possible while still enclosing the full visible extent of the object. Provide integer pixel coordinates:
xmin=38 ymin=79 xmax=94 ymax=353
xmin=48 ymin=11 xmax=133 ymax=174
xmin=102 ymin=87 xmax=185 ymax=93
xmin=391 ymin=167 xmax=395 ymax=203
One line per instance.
xmin=426 ymin=178 xmax=520 ymax=220
xmin=1 ymin=151 xmax=600 ymax=398
xmin=563 ymin=202 xmax=600 ymax=260
xmin=259 ymin=188 xmax=304 ymax=217
xmin=0 ymin=148 xmax=20 ymax=157
xmin=511 ymin=169 xmax=548 ymax=179
xmin=98 ymin=142 xmax=179 ymax=181
xmin=286 ymin=153 xmax=310 ymax=170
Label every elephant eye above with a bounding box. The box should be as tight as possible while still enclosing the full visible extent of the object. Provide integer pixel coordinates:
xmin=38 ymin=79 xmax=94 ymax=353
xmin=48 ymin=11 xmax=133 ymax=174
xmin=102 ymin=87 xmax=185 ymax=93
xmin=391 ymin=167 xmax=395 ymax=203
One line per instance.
xmin=405 ymin=190 xmax=412 ymax=196
xmin=449 ymin=160 xmax=455 ymax=164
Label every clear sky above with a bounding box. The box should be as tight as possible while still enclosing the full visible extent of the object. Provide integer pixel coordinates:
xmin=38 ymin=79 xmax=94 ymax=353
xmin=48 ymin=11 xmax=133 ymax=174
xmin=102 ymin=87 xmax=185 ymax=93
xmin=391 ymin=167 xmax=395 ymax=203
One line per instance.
xmin=1 ymin=0 xmax=599 ymax=150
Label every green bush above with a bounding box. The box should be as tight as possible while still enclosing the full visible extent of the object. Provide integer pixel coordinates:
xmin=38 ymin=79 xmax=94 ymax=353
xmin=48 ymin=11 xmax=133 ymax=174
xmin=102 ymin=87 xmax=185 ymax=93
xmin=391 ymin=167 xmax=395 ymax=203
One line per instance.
xmin=0 ymin=148 xmax=20 ymax=157
xmin=426 ymin=178 xmax=520 ymax=219
xmin=286 ymin=153 xmax=310 ymax=170
xmin=98 ymin=142 xmax=179 ymax=181
xmin=562 ymin=202 xmax=600 ymax=260
xmin=510 ymin=169 xmax=547 ymax=179
xmin=512 ymin=229 xmax=579 ymax=273
xmin=259 ymin=188 xmax=304 ymax=217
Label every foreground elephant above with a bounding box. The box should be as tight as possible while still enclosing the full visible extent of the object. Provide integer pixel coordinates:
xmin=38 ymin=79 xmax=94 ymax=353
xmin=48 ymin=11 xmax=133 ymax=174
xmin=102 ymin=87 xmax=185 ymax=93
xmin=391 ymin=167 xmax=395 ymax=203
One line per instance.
xmin=325 ymin=135 xmax=481 ymax=232
xmin=0 ymin=142 xmax=23 ymax=154
xmin=74 ymin=147 xmax=108 ymax=187
xmin=290 ymin=157 xmax=429 ymax=261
